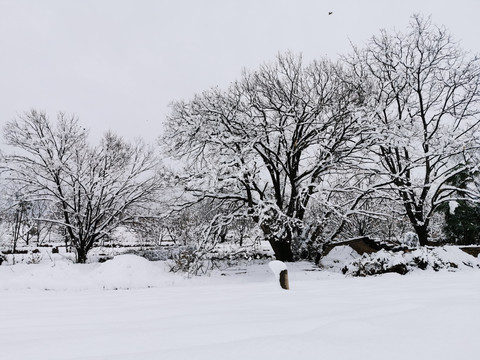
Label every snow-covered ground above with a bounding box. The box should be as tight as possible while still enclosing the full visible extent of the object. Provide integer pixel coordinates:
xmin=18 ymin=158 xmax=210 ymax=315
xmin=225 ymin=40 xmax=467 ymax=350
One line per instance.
xmin=1 ymin=254 xmax=480 ymax=359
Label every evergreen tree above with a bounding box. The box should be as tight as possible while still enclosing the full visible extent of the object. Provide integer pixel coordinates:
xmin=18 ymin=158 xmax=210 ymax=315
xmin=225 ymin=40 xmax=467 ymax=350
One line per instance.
xmin=438 ymin=170 xmax=480 ymax=245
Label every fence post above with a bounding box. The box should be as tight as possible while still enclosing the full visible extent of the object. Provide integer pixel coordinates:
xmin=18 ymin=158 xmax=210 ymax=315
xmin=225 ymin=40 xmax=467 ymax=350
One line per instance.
xmin=269 ymin=260 xmax=290 ymax=290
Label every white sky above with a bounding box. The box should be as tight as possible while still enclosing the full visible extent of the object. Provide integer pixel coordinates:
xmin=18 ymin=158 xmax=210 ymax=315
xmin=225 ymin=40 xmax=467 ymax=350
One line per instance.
xmin=1 ymin=0 xmax=479 ymax=145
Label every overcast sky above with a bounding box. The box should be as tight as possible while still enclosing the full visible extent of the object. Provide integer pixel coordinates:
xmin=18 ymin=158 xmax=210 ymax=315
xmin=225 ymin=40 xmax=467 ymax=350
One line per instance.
xmin=1 ymin=0 xmax=479 ymax=145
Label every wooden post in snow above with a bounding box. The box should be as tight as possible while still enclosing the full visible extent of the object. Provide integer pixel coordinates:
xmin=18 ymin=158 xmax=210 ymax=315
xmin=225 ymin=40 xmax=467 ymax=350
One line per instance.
xmin=269 ymin=260 xmax=289 ymax=290
xmin=279 ymin=269 xmax=289 ymax=290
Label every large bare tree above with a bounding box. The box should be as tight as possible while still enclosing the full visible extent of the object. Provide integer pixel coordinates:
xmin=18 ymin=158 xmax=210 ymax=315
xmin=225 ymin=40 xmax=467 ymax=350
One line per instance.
xmin=1 ymin=110 xmax=163 ymax=262
xmin=164 ymin=53 xmax=373 ymax=261
xmin=348 ymin=15 xmax=480 ymax=245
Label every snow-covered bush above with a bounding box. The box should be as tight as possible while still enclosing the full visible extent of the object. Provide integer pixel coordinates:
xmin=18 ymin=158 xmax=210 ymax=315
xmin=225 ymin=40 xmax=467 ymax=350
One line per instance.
xmin=401 ymin=232 xmax=420 ymax=248
xmin=168 ymin=245 xmax=207 ymax=274
xmin=342 ymin=247 xmax=480 ymax=276
xmin=319 ymin=246 xmax=360 ymax=270
xmin=167 ymin=241 xmax=274 ymax=276
xmin=342 ymin=250 xmax=408 ymax=276
xmin=25 ymin=250 xmax=43 ymax=264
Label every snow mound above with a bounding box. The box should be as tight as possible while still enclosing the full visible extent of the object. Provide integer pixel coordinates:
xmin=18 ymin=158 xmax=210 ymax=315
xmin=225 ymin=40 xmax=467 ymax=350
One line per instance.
xmin=320 ymin=245 xmax=360 ymax=271
xmin=91 ymin=254 xmax=171 ymax=290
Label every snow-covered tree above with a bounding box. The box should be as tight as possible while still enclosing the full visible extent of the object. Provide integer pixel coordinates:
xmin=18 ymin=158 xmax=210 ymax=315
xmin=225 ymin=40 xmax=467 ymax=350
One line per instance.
xmin=164 ymin=53 xmax=373 ymax=261
xmin=1 ymin=110 xmax=163 ymax=262
xmin=348 ymin=15 xmax=480 ymax=245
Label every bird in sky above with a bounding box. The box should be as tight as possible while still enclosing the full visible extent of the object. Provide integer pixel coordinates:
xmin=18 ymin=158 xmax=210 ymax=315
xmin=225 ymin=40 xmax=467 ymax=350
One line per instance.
xmin=328 ymin=11 xmax=333 ymax=15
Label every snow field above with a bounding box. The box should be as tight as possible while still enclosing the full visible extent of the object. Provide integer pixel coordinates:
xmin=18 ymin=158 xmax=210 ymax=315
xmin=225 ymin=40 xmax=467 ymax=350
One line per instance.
xmin=1 ymin=255 xmax=480 ymax=359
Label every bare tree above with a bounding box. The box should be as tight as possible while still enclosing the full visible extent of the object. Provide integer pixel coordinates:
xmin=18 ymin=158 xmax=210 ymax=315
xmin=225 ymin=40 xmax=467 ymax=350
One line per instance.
xmin=347 ymin=15 xmax=480 ymax=246
xmin=11 ymin=196 xmax=31 ymax=252
xmin=164 ymin=53 xmax=373 ymax=261
xmin=1 ymin=110 xmax=163 ymax=262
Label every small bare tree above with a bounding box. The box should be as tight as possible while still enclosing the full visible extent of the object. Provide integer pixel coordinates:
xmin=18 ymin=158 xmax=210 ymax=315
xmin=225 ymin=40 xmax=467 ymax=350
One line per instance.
xmin=1 ymin=110 xmax=164 ymax=262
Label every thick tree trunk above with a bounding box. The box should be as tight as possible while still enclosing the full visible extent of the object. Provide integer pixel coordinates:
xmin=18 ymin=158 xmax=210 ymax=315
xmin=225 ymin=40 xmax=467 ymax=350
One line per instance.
xmin=75 ymin=247 xmax=87 ymax=264
xmin=260 ymin=218 xmax=295 ymax=261
xmin=414 ymin=225 xmax=430 ymax=246
xmin=269 ymin=239 xmax=294 ymax=262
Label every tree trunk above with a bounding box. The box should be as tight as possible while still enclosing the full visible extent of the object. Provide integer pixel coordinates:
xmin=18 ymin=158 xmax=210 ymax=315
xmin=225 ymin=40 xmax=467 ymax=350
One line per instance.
xmin=414 ymin=225 xmax=429 ymax=246
xmin=401 ymin=193 xmax=430 ymax=247
xmin=75 ymin=246 xmax=88 ymax=264
xmin=269 ymin=239 xmax=294 ymax=262
xmin=260 ymin=219 xmax=295 ymax=261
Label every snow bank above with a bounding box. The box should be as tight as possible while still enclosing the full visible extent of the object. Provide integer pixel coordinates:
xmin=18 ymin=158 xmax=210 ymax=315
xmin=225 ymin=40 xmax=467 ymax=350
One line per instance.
xmin=2 ymin=246 xmax=479 ymax=292
xmin=0 ymin=255 xmax=176 ymax=291
xmin=343 ymin=246 xmax=480 ymax=276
